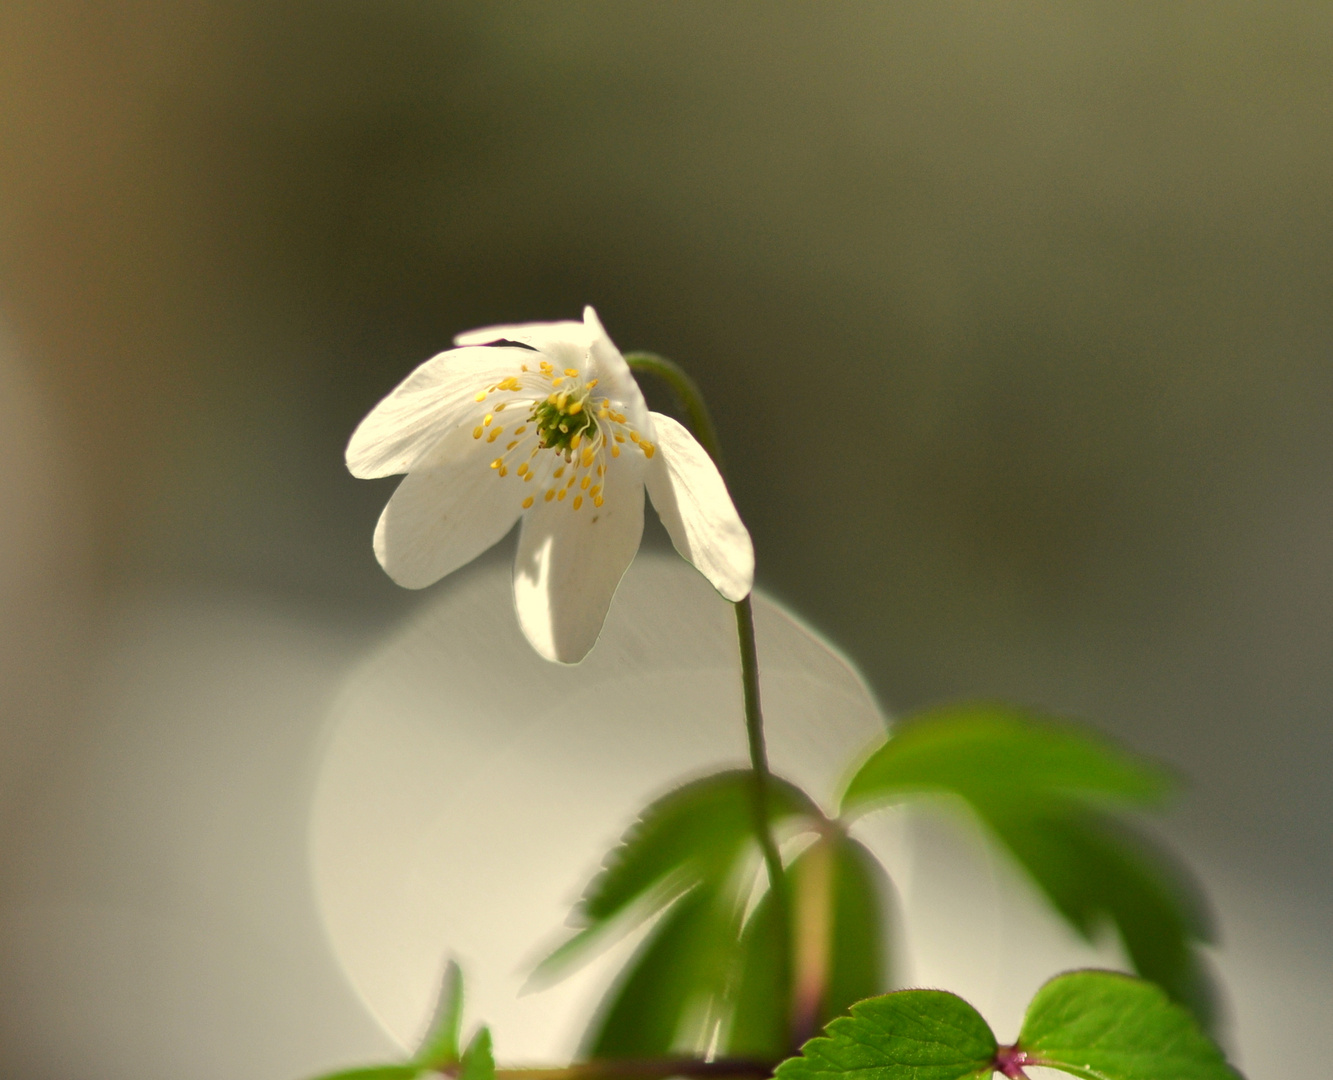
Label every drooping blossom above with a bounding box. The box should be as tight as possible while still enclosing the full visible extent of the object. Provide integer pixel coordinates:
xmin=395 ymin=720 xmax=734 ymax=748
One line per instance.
xmin=347 ymin=307 xmax=753 ymax=662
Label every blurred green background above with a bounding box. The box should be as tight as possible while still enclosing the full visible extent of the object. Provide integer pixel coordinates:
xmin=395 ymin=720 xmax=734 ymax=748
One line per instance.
xmin=1 ymin=0 xmax=1329 ymax=923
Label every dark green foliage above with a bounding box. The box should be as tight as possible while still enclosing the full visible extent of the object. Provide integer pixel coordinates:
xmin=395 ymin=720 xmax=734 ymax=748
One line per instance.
xmin=584 ymin=883 xmax=739 ymax=1057
xmin=841 ymin=703 xmax=1171 ymax=814
xmin=840 ymin=703 xmax=1216 ymax=1027
xmin=536 ymin=770 xmax=819 ymax=984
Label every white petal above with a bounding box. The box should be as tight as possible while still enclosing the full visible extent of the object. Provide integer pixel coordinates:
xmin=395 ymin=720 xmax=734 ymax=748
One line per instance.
xmin=512 ymin=453 xmax=647 ymax=663
xmin=454 ymin=319 xmax=588 ymax=350
xmin=347 ymin=346 xmax=532 ymax=478
xmin=643 ymin=412 xmax=754 ymax=602
xmin=373 ymin=424 xmax=525 ymax=589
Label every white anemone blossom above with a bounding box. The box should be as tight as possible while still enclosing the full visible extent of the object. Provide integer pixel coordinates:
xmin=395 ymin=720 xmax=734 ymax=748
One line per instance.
xmin=347 ymin=307 xmax=754 ymax=663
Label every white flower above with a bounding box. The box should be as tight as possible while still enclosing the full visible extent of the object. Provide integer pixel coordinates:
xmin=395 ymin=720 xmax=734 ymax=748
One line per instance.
xmin=346 ymin=306 xmax=754 ymax=663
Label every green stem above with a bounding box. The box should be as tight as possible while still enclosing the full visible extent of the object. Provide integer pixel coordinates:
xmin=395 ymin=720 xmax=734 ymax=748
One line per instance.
xmin=625 ymin=351 xmax=793 ymax=1044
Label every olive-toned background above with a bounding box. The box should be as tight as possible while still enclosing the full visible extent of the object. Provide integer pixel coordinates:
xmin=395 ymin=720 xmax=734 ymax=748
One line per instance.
xmin=0 ymin=0 xmax=1329 ymax=1065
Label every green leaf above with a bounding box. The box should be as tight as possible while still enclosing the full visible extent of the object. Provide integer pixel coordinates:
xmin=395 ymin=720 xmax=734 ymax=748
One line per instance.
xmin=979 ymin=802 xmax=1217 ymax=1027
xmin=303 ymin=1067 xmax=422 ymax=1080
xmin=837 ymin=703 xmax=1215 ymax=1028
xmin=584 ymin=881 xmax=739 ymax=1057
xmin=459 ymin=1026 xmax=496 ymax=1080
xmin=729 ymin=832 xmax=894 ymax=1057
xmin=822 ymin=836 xmax=895 ymax=1029
xmin=414 ymin=959 xmax=464 ymax=1067
xmin=774 ymin=990 xmax=996 ymax=1080
xmin=1017 ymin=970 xmax=1241 ymax=1080
xmin=726 ymin=872 xmax=788 ymax=1057
xmin=840 ymin=703 xmax=1172 ymax=816
xmin=537 ymin=770 xmax=818 ymax=982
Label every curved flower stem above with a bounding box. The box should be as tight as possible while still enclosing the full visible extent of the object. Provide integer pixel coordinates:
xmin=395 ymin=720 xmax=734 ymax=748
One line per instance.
xmin=625 ymin=351 xmax=793 ymax=1041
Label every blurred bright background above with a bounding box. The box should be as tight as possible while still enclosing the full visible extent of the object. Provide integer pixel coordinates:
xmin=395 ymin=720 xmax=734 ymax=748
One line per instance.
xmin=0 ymin=3 xmax=1330 ymax=1078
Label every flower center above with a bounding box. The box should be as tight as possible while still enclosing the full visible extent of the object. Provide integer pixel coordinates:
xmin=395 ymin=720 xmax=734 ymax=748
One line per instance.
xmin=530 ymin=389 xmax=599 ymax=456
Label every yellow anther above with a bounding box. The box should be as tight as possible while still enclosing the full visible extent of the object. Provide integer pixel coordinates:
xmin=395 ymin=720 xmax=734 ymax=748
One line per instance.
xmin=517 ymin=463 xmax=529 ymax=477
xmin=473 ymin=426 xmax=483 ymax=439
xmin=580 ymin=475 xmax=591 ymax=490
xmin=611 ymin=443 xmax=621 ymax=457
xmin=557 ymin=489 xmax=567 ymax=502
xmin=487 ymin=430 xmax=501 ymax=443
xmin=614 ymin=434 xmax=625 ymax=443
xmin=589 ymin=483 xmax=601 ymax=497
xmin=530 ymin=447 xmax=539 ymax=457
xmin=490 ymin=458 xmax=502 ymax=469
xmin=521 ymin=364 xmax=529 ymax=372
xmin=553 ymin=466 xmax=565 ymax=478
xmin=571 ymin=433 xmax=582 ymax=450
xmin=568 ymin=400 xmax=584 ymax=415
xmin=597 ymin=465 xmax=606 ymax=476
xmin=566 ymin=475 xmax=576 ymax=488
xmin=564 ymin=367 xmax=579 ymax=377
xmin=581 ymin=448 xmax=594 ymax=467
xmin=524 ymin=472 xmax=534 ymax=482
xmin=514 ymin=425 xmax=527 ymax=435
xmin=551 ymin=377 xmax=563 ymax=387
xmin=599 ymin=408 xmax=610 ymax=418
xmin=629 ymin=430 xmax=640 ymax=443
xmin=484 ymin=414 xmax=493 ymax=426
xmin=547 ymin=393 xmax=559 ymax=404
xmin=587 ymin=378 xmax=598 ymax=389
xmin=539 ymin=360 xmax=552 ymax=371
xmin=573 ymin=495 xmax=583 ymax=510
xmin=475 ymin=391 xmax=487 ymax=402
xmin=498 ymin=465 xmax=508 ymax=477
xmin=641 ymin=441 xmax=655 ymax=458
xmin=522 ymin=495 xmax=534 ymax=508
xmin=544 ymin=489 xmax=555 ymax=502
xmin=593 ymin=495 xmax=604 ymax=507
xmin=557 ymin=392 xmax=568 ymax=409
xmin=506 ymin=440 xmax=519 ymax=450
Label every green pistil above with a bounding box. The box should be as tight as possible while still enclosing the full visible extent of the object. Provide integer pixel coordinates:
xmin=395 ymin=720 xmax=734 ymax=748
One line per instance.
xmin=531 ymin=395 xmax=598 ymax=456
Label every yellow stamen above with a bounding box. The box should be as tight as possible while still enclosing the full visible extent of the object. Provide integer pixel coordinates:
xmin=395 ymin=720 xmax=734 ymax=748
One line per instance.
xmin=614 ymin=434 xmax=625 ymax=443
xmin=593 ymin=495 xmax=604 ymax=507
xmin=564 ymin=367 xmax=579 ymax=377
xmin=475 ymin=391 xmax=487 ymax=402
xmin=568 ymin=400 xmax=584 ymax=415
xmin=498 ymin=465 xmax=508 ymax=477
xmin=506 ymin=440 xmax=519 ymax=450
xmin=641 ymin=441 xmax=655 ymax=458
xmin=581 ymin=448 xmax=594 ymax=467
xmin=557 ymin=392 xmax=568 ymax=409
xmin=597 ymin=465 xmax=606 ymax=476
xmin=553 ymin=466 xmax=565 ymax=478
xmin=587 ymin=378 xmax=598 ymax=388
xmin=580 ymin=475 xmax=591 ymax=490
xmin=573 ymin=495 xmax=583 ymax=510
xmin=589 ymin=483 xmax=601 ymax=496
xmin=629 ymin=430 xmax=640 ymax=443
xmin=490 ymin=458 xmax=502 ymax=469
xmin=551 ymin=377 xmax=564 ymax=387
xmin=571 ymin=433 xmax=582 ymax=450
xmin=544 ymin=489 xmax=555 ymax=502
xmin=473 ymin=426 xmax=483 ymax=439
xmin=514 ymin=425 xmax=527 ymax=435
xmin=517 ymin=463 xmax=529 ymax=477
xmin=557 ymin=489 xmax=567 ymax=502
xmin=522 ymin=495 xmax=534 ymax=508
xmin=611 ymin=443 xmax=621 ymax=457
